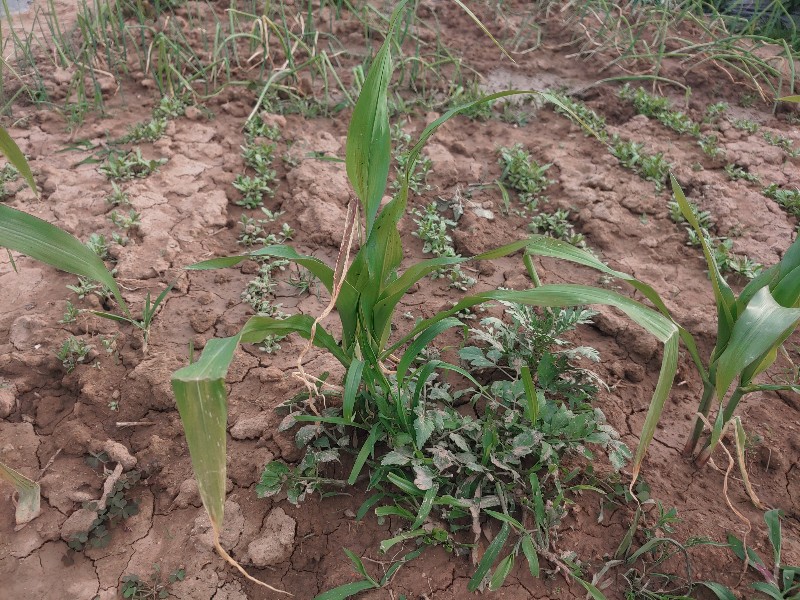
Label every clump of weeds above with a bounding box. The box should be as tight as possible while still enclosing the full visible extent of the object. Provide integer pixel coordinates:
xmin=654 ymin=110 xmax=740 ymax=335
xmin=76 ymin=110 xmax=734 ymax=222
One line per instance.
xmin=610 ymin=136 xmax=671 ymax=191
xmin=57 ymin=336 xmax=93 ymax=372
xmin=392 ymin=123 xmax=433 ymax=194
xmin=99 ymin=149 xmax=167 ymax=181
xmin=763 ymin=183 xmax=800 ymax=217
xmin=237 ymin=208 xmax=292 ymax=247
xmin=724 ymin=163 xmax=760 ymax=183
xmin=619 ymin=85 xmax=700 ymax=136
xmin=498 ymin=143 xmax=553 ymax=209
xmin=0 ymin=163 xmax=20 ymax=201
xmin=731 ymin=118 xmax=759 ymax=134
xmin=121 ymin=565 xmax=185 ymax=599
xmin=529 ymin=208 xmax=587 ymax=249
xmin=411 ymin=201 xmax=476 ymax=290
xmin=762 ymin=131 xmax=800 ymax=157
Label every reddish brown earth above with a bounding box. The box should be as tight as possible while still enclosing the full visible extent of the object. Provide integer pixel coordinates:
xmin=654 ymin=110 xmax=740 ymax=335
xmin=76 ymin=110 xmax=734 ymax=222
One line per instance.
xmin=1 ymin=1 xmax=799 ymax=599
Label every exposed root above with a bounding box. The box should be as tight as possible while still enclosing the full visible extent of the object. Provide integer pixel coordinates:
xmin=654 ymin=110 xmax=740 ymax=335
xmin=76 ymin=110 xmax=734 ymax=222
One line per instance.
xmin=212 ymin=526 xmax=292 ymax=596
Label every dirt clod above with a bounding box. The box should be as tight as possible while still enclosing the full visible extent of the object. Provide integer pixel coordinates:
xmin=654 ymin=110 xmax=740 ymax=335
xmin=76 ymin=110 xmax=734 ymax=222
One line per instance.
xmin=246 ymin=507 xmax=296 ymax=567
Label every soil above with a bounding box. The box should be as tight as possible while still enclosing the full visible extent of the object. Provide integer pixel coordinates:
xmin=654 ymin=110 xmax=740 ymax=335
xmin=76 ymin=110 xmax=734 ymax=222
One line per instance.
xmin=1 ymin=1 xmax=799 ymax=599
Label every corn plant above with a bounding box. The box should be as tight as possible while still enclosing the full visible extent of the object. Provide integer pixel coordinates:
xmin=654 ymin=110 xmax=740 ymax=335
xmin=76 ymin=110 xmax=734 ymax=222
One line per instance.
xmin=171 ymin=4 xmax=685 ymax=593
xmin=668 ymin=176 xmax=800 ymax=467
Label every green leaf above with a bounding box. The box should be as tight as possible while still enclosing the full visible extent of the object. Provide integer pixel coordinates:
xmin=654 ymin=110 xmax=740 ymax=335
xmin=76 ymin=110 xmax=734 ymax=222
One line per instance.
xmin=521 ymin=535 xmax=540 ymax=577
xmin=468 ymin=522 xmax=510 ymax=592
xmin=348 ymin=425 xmax=381 ymax=485
xmin=343 ymin=548 xmax=378 ymax=587
xmin=700 ymin=581 xmax=736 ymax=600
xmin=715 ymin=287 xmax=800 ymax=399
xmin=574 ymin=576 xmax=609 ymax=600
xmin=345 ymin=1 xmax=410 ymax=235
xmin=410 ymin=484 xmax=439 ymax=530
xmin=313 ymin=580 xmax=377 ymax=600
xmin=0 ymin=460 xmax=40 ymax=525
xmin=520 ymin=365 xmax=538 ymax=424
xmin=778 ymin=95 xmax=800 ymax=102
xmin=379 ymin=529 xmax=427 ymax=553
xmin=0 ymin=125 xmax=36 ymax=194
xmin=764 ymin=509 xmax=782 ymax=569
xmin=396 ymin=317 xmax=464 ymax=385
xmin=343 ymin=359 xmax=365 ymax=423
xmin=750 ymin=582 xmax=785 ymax=599
xmin=0 ymin=205 xmax=128 ymax=314
xmin=489 ymin=554 xmax=514 ymax=591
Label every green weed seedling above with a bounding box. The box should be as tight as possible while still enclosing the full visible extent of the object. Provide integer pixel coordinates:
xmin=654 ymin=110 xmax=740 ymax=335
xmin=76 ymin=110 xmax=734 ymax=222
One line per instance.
xmin=241 ymin=142 xmax=277 ymax=177
xmin=0 ymin=163 xmax=19 ymax=201
xmin=241 ymin=260 xmax=289 ymax=318
xmin=106 ymin=183 xmax=131 ymax=207
xmin=731 ymin=118 xmax=760 ymax=134
xmin=411 ymin=202 xmax=475 ymax=290
xmin=237 ymin=209 xmax=291 ymax=247
xmin=498 ymin=143 xmax=553 ymax=209
xmin=60 ymin=300 xmax=79 ymax=324
xmin=120 ymin=118 xmax=168 ymax=144
xmin=392 ymin=123 xmax=432 ymax=194
xmin=447 ymin=81 xmax=495 ymax=120
xmin=699 ymin=135 xmax=724 ymax=159
xmin=763 ymin=184 xmax=800 ymax=217
xmin=109 ymin=209 xmax=142 ymax=231
xmin=763 ymin=131 xmax=800 ymax=158
xmin=121 ymin=565 xmax=185 ymax=599
xmin=611 ymin=136 xmax=671 ymax=191
xmin=244 ymin=114 xmax=281 ymax=143
xmin=86 ymin=233 xmax=110 ymax=260
xmin=153 ymin=95 xmax=192 ymax=120
xmin=529 ymin=208 xmax=587 ymax=248
xmin=57 ymin=336 xmax=93 ymax=373
xmin=550 ymin=92 xmax=608 ymax=140
xmin=703 ymin=102 xmax=728 ymax=123
xmin=619 ymin=85 xmax=700 ymax=137
xmin=703 ymin=510 xmax=799 ymax=600
xmin=725 ymin=163 xmax=761 ymax=184
xmin=99 ymin=149 xmax=167 ymax=181
xmin=232 ymin=174 xmax=276 ymax=209
xmin=171 ymin=4 xmax=692 ymax=594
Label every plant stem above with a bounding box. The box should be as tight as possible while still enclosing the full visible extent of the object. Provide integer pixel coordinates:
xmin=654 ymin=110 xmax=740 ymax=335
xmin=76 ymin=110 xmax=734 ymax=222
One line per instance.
xmin=695 ymin=387 xmax=746 ymax=467
xmin=523 ymin=253 xmax=541 ymax=287
xmin=683 ymin=381 xmax=714 ymax=458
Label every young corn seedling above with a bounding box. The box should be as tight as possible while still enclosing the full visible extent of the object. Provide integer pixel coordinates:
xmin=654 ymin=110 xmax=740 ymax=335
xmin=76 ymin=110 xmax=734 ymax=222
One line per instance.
xmin=668 ymin=177 xmax=800 ymax=469
xmin=171 ymin=4 xmax=685 ymax=593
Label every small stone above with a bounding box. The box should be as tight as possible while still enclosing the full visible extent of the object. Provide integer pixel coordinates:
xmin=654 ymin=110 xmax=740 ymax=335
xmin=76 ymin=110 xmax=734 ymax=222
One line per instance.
xmin=185 ymin=106 xmax=203 ymax=121
xmin=246 ymin=508 xmax=296 ymax=567
xmin=171 ymin=478 xmax=200 ymax=509
xmin=230 ymin=415 xmax=270 ymax=440
xmin=61 ymin=508 xmax=97 ymax=543
xmin=101 ymin=440 xmax=137 ymax=470
xmin=0 ymin=385 xmax=16 ymax=418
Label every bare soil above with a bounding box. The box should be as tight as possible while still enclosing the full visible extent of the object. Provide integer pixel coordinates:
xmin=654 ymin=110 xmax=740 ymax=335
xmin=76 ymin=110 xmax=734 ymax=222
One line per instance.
xmin=1 ymin=1 xmax=799 ymax=599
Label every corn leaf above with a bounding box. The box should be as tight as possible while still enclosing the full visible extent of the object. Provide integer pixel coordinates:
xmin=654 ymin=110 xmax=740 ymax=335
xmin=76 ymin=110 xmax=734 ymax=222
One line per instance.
xmin=345 ymin=0 xmax=408 ymax=234
xmin=715 ymin=287 xmax=800 ymax=400
xmin=700 ymin=582 xmax=737 ymax=600
xmin=0 ymin=126 xmax=36 ymax=193
xmin=0 ymin=460 xmax=41 ymax=525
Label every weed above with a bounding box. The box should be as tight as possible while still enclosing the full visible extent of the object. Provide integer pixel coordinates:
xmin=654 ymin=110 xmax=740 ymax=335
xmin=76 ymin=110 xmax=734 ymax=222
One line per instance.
xmin=725 ymin=163 xmax=760 ymax=183
xmin=0 ymin=163 xmax=19 ymax=201
xmin=121 ymin=566 xmax=185 ymax=599
xmin=153 ymin=95 xmax=192 ymax=120
xmin=411 ymin=202 xmax=475 ymax=290
xmin=763 ymin=183 xmax=800 ymax=217
xmin=698 ymin=135 xmax=724 ymax=159
xmin=244 ymin=115 xmax=281 ymax=143
xmin=392 ymin=124 xmax=432 ymax=195
xmin=236 ymin=209 xmax=290 ymax=247
xmin=68 ymin=459 xmax=140 ymax=551
xmin=703 ymin=102 xmax=728 ymax=123
xmin=550 ymin=92 xmax=607 ymax=139
xmin=763 ymin=131 xmax=800 ymax=157
xmin=57 ymin=336 xmax=93 ymax=372
xmin=109 ymin=209 xmax=142 ymax=231
xmin=611 ymin=136 xmax=670 ymax=191
xmin=619 ymin=85 xmax=700 ymax=136
xmin=67 ymin=277 xmax=107 ymax=301
xmin=241 ymin=261 xmax=290 ymax=317
xmin=241 ymin=142 xmax=277 ymax=177
xmin=59 ymin=301 xmax=79 ymax=324
xmin=120 ymin=118 xmax=168 ymax=143
xmin=528 ymin=209 xmax=587 ymax=248
xmin=732 ymin=118 xmax=759 ymax=134
xmin=447 ymin=81 xmax=494 ymax=120
xmin=106 ymin=183 xmax=131 ymax=207
xmin=498 ymin=144 xmax=554 ymax=208
xmin=232 ymin=174 xmax=276 ymax=209
xmin=99 ymin=149 xmax=167 ymax=181
xmin=85 ymin=233 xmax=110 ymax=260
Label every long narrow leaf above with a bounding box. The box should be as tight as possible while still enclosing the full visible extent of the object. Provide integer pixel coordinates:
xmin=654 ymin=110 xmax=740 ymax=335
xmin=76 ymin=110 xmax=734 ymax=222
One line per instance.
xmin=468 ymin=522 xmax=511 ymax=592
xmin=0 ymin=205 xmax=128 ymax=314
xmin=0 ymin=125 xmax=36 ymax=193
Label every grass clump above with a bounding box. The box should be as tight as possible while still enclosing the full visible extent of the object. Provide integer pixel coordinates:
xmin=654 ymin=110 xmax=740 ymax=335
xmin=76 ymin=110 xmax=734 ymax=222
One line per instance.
xmin=498 ymin=144 xmax=554 ymax=209
xmin=411 ymin=202 xmax=476 ymax=291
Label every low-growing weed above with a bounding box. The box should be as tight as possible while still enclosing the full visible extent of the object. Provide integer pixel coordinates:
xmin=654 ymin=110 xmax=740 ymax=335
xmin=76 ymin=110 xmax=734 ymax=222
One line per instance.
xmin=241 ymin=261 xmax=290 ymax=318
xmin=69 ymin=461 xmax=141 ymax=551
xmin=99 ymin=149 xmax=167 ymax=181
xmin=120 ymin=118 xmax=168 ymax=144
xmin=550 ymin=92 xmax=607 ymax=139
xmin=763 ymin=131 xmax=800 ymax=158
xmin=732 ymin=118 xmax=759 ymax=134
xmin=121 ymin=565 xmax=185 ymax=599
xmin=528 ymin=208 xmax=587 ymax=248
xmin=241 ymin=143 xmax=277 ymax=177
xmin=619 ymin=85 xmax=700 ymax=137
xmin=57 ymin=336 xmax=93 ymax=372
xmin=67 ymin=277 xmax=110 ymax=302
xmin=153 ymin=95 xmax=192 ymax=120
xmin=699 ymin=134 xmax=724 ymax=159
xmin=725 ymin=163 xmax=760 ymax=183
xmin=703 ymin=102 xmax=728 ymax=123
xmin=0 ymin=163 xmax=19 ymax=201
xmin=611 ymin=136 xmax=670 ymax=191
xmin=763 ymin=183 xmax=800 ymax=217
xmin=60 ymin=301 xmax=79 ymax=324
xmin=411 ymin=202 xmax=475 ymax=290
xmin=392 ymin=123 xmax=432 ymax=194
xmin=498 ymin=143 xmax=553 ymax=208
xmin=447 ymin=81 xmax=495 ymax=120
xmin=232 ymin=175 xmax=276 ymax=209
xmin=109 ymin=209 xmax=142 ymax=231
xmin=105 ymin=183 xmax=131 ymax=207
xmin=86 ymin=233 xmax=110 ymax=260
xmin=237 ymin=209 xmax=291 ymax=247
xmin=244 ymin=114 xmax=281 ymax=143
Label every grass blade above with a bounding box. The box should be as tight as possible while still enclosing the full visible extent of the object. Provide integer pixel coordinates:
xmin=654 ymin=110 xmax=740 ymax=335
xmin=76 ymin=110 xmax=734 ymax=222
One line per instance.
xmin=468 ymin=522 xmax=510 ymax=592
xmin=521 ymin=535 xmax=540 ymax=577
xmin=313 ymin=580 xmax=376 ymax=600
xmin=764 ymin=509 xmax=782 ymax=569
xmin=0 ymin=460 xmax=40 ymax=525
xmin=489 ymin=554 xmax=514 ymax=591
xmin=700 ymin=582 xmax=737 ymax=600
